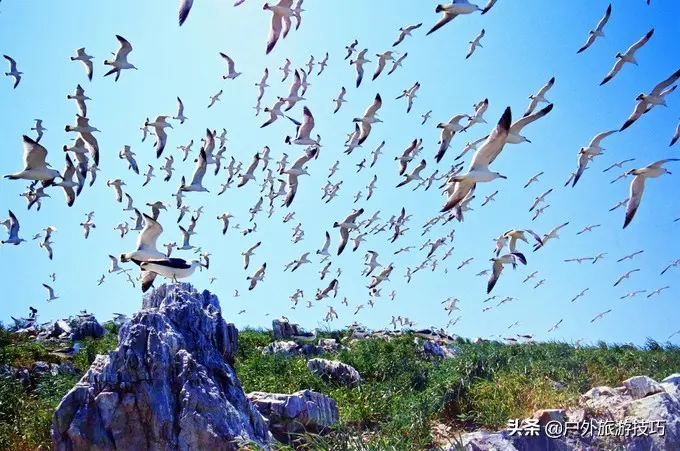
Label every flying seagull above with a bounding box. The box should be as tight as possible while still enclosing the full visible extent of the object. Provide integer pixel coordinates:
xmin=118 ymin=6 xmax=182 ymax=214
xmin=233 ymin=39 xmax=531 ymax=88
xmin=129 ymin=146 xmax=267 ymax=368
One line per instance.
xmin=4 ymin=136 xmax=61 ymax=186
xmin=577 ymin=4 xmax=612 ymax=54
xmin=623 ymin=159 xmax=679 ymax=229
xmin=70 ymin=48 xmax=94 ymax=81
xmin=600 ymin=29 xmax=654 ymax=86
xmin=441 ymin=107 xmax=510 ymax=212
xmin=427 ymin=1 xmax=481 ymax=36
xmin=620 ymin=68 xmax=680 ymax=131
xmin=103 ymin=35 xmax=137 ymax=81
xmin=3 ymin=55 xmax=22 ymax=88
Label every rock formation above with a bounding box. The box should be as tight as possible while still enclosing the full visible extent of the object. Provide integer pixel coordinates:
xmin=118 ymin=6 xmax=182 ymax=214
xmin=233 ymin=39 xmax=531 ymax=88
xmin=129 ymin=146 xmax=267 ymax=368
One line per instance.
xmin=307 ymin=358 xmax=362 ymax=387
xmin=69 ymin=314 xmax=104 ymax=341
xmin=271 ymin=318 xmax=302 ymax=341
xmin=248 ymin=389 xmax=339 ymax=443
xmin=456 ymin=373 xmax=680 ymax=451
xmin=51 ymin=283 xmax=271 ymax=451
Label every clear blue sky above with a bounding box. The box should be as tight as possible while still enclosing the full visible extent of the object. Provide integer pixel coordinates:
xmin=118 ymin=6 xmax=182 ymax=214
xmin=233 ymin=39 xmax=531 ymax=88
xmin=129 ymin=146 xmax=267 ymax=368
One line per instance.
xmin=1 ymin=0 xmax=679 ymax=345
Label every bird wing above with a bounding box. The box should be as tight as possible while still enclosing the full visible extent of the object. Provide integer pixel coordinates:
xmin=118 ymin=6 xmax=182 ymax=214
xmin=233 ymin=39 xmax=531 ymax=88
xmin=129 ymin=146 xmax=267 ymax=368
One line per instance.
xmin=297 ymin=106 xmax=315 ymax=139
xmin=287 ymin=70 xmax=301 ymax=98
xmin=620 ymin=100 xmax=650 ymax=131
xmin=220 ymin=53 xmax=236 ymax=73
xmin=470 ymin=106 xmax=512 ymax=170
xmin=114 ymin=35 xmax=133 ymax=60
xmin=137 ymin=213 xmax=163 ymax=252
xmin=537 ymin=77 xmax=555 ymax=97
xmin=589 ymin=130 xmax=617 ymax=148
xmin=649 ymin=158 xmax=680 ymax=169
xmin=523 ymin=97 xmax=539 ymax=117
xmin=178 ymin=0 xmax=194 ymax=25
xmin=363 ymin=93 xmax=383 ymax=118
xmin=670 ymin=123 xmax=680 ymax=147
xmin=189 ymin=149 xmax=208 ymax=186
xmin=577 ymin=33 xmax=598 ymax=54
xmin=176 ymin=97 xmax=184 ymax=116
xmin=595 ymin=4 xmax=612 ymax=31
xmin=427 ymin=12 xmax=456 ymax=36
xmin=338 ymin=227 xmax=350 ymax=255
xmin=510 ymin=103 xmax=553 ymax=134
xmin=373 ymin=58 xmax=387 ymax=79
xmin=266 ymin=13 xmax=284 ymax=54
xmin=4 ymin=55 xmax=17 ymax=71
xmin=22 ymin=135 xmax=49 ymax=171
xmin=245 ymin=153 xmax=260 ymax=174
xmin=600 ymin=58 xmax=625 ymax=85
xmin=650 ymin=68 xmax=680 ymax=96
xmin=626 ymin=28 xmax=654 ymax=55
xmin=623 ymin=176 xmax=645 ymax=229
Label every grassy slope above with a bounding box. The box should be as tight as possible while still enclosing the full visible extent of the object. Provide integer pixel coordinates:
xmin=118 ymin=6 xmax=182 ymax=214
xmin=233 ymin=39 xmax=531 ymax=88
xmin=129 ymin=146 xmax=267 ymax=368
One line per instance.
xmin=1 ymin=324 xmax=679 ymax=450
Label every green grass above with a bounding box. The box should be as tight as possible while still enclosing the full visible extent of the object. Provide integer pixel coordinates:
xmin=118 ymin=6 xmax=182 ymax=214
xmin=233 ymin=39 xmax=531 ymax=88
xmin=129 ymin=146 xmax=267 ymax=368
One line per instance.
xmin=1 ymin=322 xmax=679 ymax=450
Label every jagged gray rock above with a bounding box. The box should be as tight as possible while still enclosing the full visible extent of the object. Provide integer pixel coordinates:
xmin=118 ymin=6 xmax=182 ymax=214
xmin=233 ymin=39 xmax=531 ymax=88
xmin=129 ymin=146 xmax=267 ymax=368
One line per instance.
xmin=248 ymin=389 xmax=339 ymax=443
xmin=454 ymin=373 xmax=680 ymax=451
xmin=272 ymin=319 xmax=301 ymax=341
xmin=262 ymin=339 xmax=346 ymax=357
xmin=69 ymin=314 xmax=104 ymax=341
xmin=307 ymin=358 xmax=362 ymax=386
xmin=420 ymin=339 xmax=460 ymax=359
xmin=51 ymin=283 xmax=271 ymax=451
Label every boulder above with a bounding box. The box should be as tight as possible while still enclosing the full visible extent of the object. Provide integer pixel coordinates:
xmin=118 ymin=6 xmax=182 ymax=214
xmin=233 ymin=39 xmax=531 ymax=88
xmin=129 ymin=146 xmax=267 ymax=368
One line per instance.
xmin=51 ymin=283 xmax=271 ymax=451
xmin=623 ymin=376 xmax=664 ymax=400
xmin=69 ymin=315 xmax=105 ymax=341
xmin=457 ymin=373 xmax=680 ymax=451
xmin=421 ymin=340 xmax=460 ymax=359
xmin=307 ymin=358 xmax=362 ymax=386
xmin=272 ymin=319 xmax=301 ymax=341
xmin=248 ymin=389 xmax=339 ymax=443
xmin=262 ymin=340 xmax=301 ymax=356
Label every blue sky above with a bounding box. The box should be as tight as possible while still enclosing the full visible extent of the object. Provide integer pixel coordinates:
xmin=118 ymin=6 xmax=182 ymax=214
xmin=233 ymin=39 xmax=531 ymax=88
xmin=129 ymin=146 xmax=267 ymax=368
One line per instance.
xmin=1 ymin=0 xmax=679 ymax=345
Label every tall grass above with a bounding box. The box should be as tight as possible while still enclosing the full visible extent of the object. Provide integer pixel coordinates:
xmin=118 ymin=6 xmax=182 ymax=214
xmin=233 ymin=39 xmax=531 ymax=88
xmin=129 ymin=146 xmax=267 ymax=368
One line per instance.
xmin=1 ymin=323 xmax=679 ymax=450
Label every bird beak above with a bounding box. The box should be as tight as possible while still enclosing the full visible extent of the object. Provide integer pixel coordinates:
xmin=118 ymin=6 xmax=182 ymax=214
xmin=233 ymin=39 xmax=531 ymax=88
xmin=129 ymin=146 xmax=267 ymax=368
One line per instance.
xmin=499 ymin=174 xmax=508 ymax=179
xmin=525 ymin=139 xmax=532 ymax=143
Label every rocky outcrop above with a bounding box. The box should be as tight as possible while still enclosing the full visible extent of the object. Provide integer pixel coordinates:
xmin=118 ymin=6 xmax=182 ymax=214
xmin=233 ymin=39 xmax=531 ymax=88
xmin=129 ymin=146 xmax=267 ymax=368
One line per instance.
xmin=248 ymin=389 xmax=339 ymax=443
xmin=272 ymin=319 xmax=301 ymax=341
xmin=421 ymin=339 xmax=460 ymax=359
xmin=455 ymin=373 xmax=680 ymax=451
xmin=51 ymin=283 xmax=271 ymax=451
xmin=262 ymin=338 xmax=346 ymax=357
xmin=69 ymin=315 xmax=104 ymax=341
xmin=307 ymin=358 xmax=362 ymax=386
